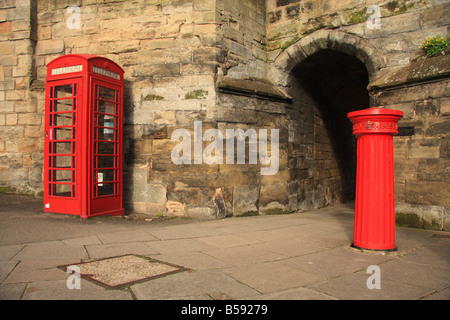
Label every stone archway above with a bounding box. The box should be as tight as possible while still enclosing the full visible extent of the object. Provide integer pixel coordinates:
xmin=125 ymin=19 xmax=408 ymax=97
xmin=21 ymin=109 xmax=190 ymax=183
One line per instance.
xmin=268 ymin=29 xmax=385 ymax=88
xmin=271 ymin=30 xmax=377 ymax=211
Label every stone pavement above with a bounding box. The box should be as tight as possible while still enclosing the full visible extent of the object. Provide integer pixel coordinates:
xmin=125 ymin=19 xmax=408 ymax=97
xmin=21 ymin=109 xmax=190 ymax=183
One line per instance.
xmin=0 ymin=194 xmax=449 ymax=301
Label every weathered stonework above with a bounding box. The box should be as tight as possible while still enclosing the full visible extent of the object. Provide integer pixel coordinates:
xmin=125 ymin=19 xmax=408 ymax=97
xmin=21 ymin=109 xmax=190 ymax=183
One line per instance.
xmin=1 ymin=0 xmax=449 ymax=229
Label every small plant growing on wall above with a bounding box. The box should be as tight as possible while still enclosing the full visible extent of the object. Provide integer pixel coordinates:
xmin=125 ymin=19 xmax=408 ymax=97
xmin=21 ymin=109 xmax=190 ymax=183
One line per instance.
xmin=420 ymin=35 xmax=450 ymax=57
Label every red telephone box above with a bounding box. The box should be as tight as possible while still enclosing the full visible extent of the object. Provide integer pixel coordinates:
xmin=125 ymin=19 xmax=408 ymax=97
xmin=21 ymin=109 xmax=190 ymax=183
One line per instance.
xmin=44 ymin=54 xmax=125 ymax=218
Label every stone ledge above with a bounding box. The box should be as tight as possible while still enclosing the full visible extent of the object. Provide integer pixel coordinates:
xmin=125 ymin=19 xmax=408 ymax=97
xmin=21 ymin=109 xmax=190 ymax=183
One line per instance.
xmin=369 ymin=51 xmax=450 ymax=91
xmin=217 ymin=77 xmax=292 ymax=102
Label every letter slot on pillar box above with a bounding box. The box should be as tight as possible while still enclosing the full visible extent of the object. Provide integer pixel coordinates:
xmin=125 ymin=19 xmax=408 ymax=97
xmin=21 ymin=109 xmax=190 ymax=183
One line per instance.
xmin=44 ymin=54 xmax=125 ymax=218
xmin=348 ymin=107 xmax=403 ymax=250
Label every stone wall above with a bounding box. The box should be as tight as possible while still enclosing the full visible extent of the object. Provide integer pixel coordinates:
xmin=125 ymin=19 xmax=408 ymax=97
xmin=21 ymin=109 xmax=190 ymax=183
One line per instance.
xmin=0 ymin=0 xmax=39 ymax=195
xmin=216 ymin=0 xmax=267 ymax=79
xmin=1 ymin=0 xmax=222 ymax=216
xmin=1 ymin=0 xmax=449 ymax=228
xmin=369 ymin=53 xmax=450 ymax=230
xmin=265 ymin=0 xmax=450 ymax=229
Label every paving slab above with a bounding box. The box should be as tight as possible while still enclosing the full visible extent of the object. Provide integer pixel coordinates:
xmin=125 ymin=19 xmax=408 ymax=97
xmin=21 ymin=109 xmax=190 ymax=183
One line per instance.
xmin=305 ymin=272 xmax=435 ymax=300
xmin=131 ymin=269 xmax=259 ymax=300
xmin=1 ymin=194 xmax=449 ymax=300
xmin=203 ymin=245 xmax=288 ymax=266
xmin=11 ymin=241 xmax=88 ymax=261
xmin=152 ymin=251 xmax=232 ymax=270
xmin=196 ymin=234 xmax=262 ymax=248
xmin=61 ymin=236 xmax=102 ymax=246
xmin=281 ymin=246 xmax=395 ymax=278
xmin=378 ymin=258 xmax=450 ymax=291
xmin=244 ymin=287 xmax=338 ymax=300
xmin=0 ymin=283 xmax=26 ymax=300
xmin=144 ymin=238 xmax=216 ymax=254
xmin=221 ymin=260 xmax=325 ymax=294
xmin=420 ymin=286 xmax=450 ymax=300
xmin=0 ymin=244 xmax=25 ymax=261
xmin=85 ymin=242 xmax=159 ymax=259
xmin=3 ymin=264 xmax=68 ymax=284
xmin=21 ymin=279 xmax=133 ymax=300
xmin=97 ymin=230 xmax=160 ymax=244
xmin=0 ymin=261 xmax=18 ymax=283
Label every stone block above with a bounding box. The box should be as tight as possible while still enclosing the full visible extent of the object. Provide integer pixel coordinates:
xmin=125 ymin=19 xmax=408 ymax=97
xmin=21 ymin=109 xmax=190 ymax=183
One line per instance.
xmin=35 ymin=39 xmax=64 ymax=55
xmin=376 ymin=85 xmax=428 ymax=105
xmin=440 ymin=138 xmax=450 ymax=158
xmin=421 ymin=3 xmax=450 ymax=27
xmin=408 ymin=138 xmax=440 ymax=159
xmin=426 ymin=119 xmax=450 ymax=137
xmin=14 ymin=39 xmax=33 ymax=55
xmin=193 ymin=47 xmax=219 ymax=62
xmin=5 ymin=113 xmax=17 ymax=125
xmin=365 ymin=11 xmax=420 ymax=38
xmin=414 ymin=99 xmax=439 ymax=117
xmin=232 ymin=185 xmax=259 ymax=215
xmin=0 ymin=21 xmax=12 ymax=34
xmin=166 ymin=200 xmax=185 ymax=217
xmin=6 ymin=5 xmax=31 ymax=21
xmin=131 ymin=63 xmax=180 ymax=78
xmin=0 ymin=42 xmax=13 ymax=55
xmin=440 ymin=97 xmax=450 ymax=116
xmin=51 ymin=0 xmax=82 ymax=10
xmin=0 ymin=101 xmax=15 ymax=113
xmin=146 ymin=184 xmax=167 ymax=204
xmin=404 ymin=181 xmax=450 ymax=206
xmin=18 ymin=113 xmax=42 ymax=126
xmin=141 ymin=38 xmax=176 ymax=51
xmin=165 ymin=48 xmax=193 ymax=64
xmin=185 ymin=207 xmax=216 ymax=220
xmin=444 ymin=207 xmax=450 ymax=231
xmin=417 ymin=159 xmax=450 ymax=182
xmin=259 ymin=182 xmax=287 ymax=207
xmin=194 ymin=0 xmax=215 ymax=11
xmin=394 ymin=159 xmax=417 ymax=180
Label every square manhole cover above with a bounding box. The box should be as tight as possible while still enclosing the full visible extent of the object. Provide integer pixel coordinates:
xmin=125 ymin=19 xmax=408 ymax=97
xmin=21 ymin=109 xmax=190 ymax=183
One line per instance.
xmin=60 ymin=255 xmax=187 ymax=289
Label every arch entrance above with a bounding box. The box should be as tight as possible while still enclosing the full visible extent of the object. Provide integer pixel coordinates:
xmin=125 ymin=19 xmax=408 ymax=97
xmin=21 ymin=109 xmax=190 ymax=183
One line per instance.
xmin=285 ymin=47 xmax=370 ymax=211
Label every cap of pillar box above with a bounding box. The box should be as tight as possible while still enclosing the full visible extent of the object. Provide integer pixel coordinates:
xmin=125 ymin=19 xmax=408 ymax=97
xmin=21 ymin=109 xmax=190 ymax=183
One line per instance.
xmin=347 ymin=107 xmax=403 ymax=119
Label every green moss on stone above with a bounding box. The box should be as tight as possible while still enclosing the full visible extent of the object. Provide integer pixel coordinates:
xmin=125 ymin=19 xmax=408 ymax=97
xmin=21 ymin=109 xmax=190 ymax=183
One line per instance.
xmin=395 ymin=212 xmax=422 ymax=228
xmin=185 ymin=89 xmax=208 ymax=100
xmin=143 ymin=94 xmax=164 ymax=101
xmin=348 ymin=8 xmax=369 ymax=25
xmin=0 ymin=186 xmax=17 ymax=194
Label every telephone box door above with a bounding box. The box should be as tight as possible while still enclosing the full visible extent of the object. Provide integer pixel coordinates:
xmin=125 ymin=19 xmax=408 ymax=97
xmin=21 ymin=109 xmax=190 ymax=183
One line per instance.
xmin=89 ymin=79 xmax=123 ymax=216
xmin=44 ymin=79 xmax=82 ymax=215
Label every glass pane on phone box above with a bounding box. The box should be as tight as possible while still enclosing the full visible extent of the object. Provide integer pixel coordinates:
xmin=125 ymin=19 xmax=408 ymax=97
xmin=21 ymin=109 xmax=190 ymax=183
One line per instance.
xmin=99 ymin=87 xmax=115 ymax=101
xmin=55 ymin=85 xmax=73 ymax=98
xmin=97 ymin=142 xmax=114 ymax=154
xmin=52 ymin=113 xmax=73 ymax=126
xmin=97 ymin=156 xmax=114 ymax=168
xmin=99 ymin=100 xmax=115 ymax=115
xmin=53 ymin=184 xmax=72 ymax=197
xmin=53 ymin=156 xmax=72 ymax=168
xmin=97 ymin=170 xmax=114 ymax=183
xmin=98 ymin=128 xmax=115 ymax=141
xmin=53 ymin=128 xmax=72 ymax=140
xmin=54 ymin=170 xmax=72 ymax=182
xmin=53 ymin=142 xmax=72 ymax=154
xmin=98 ymin=183 xmax=115 ymax=196
xmin=53 ymin=99 xmax=73 ymax=112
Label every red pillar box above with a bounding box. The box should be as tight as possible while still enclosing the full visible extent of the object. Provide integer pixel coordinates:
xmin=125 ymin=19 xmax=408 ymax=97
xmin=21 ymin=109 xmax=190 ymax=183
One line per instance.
xmin=347 ymin=107 xmax=403 ymax=250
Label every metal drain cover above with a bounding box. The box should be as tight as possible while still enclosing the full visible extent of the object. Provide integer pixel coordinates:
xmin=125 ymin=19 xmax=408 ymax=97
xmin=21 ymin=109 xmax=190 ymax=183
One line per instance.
xmin=60 ymin=255 xmax=187 ymax=289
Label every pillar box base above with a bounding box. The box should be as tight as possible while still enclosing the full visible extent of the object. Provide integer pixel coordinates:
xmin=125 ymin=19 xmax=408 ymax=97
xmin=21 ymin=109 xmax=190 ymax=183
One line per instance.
xmin=347 ymin=107 xmax=403 ymax=251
